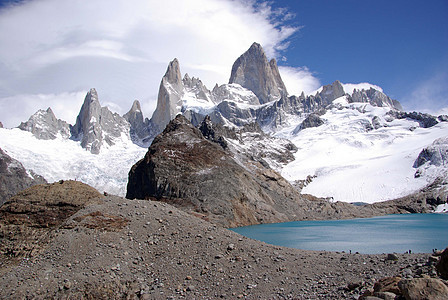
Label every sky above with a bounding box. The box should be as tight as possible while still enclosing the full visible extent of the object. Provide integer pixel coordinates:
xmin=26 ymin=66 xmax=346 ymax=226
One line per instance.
xmin=0 ymin=0 xmax=447 ymax=127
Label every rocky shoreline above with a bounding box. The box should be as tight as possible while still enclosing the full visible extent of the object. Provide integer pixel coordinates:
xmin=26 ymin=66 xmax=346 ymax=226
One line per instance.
xmin=0 ymin=181 xmax=447 ymax=299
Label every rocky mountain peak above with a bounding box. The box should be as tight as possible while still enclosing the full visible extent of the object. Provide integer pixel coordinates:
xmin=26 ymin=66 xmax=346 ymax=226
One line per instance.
xmin=18 ymin=107 xmax=70 ymax=140
xmin=71 ymin=88 xmax=130 ymax=154
xmin=164 ymin=58 xmax=183 ymax=90
xmin=229 ymin=42 xmax=288 ymax=104
xmin=150 ymin=59 xmax=186 ymax=133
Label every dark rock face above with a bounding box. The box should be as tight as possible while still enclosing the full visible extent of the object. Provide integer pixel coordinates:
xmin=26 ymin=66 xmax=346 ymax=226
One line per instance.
xmin=198 ymin=116 xmax=227 ymax=149
xmin=387 ymin=110 xmax=439 ymax=128
xmin=293 ymin=113 xmax=324 ymax=134
xmin=0 ymin=148 xmax=46 ymax=206
xmin=18 ymin=107 xmax=70 ymax=140
xmin=71 ymin=88 xmax=130 ymax=154
xmin=123 ymin=100 xmax=152 ymax=147
xmin=414 ymin=137 xmax=448 ymax=168
xmin=0 ymin=121 xmax=3 ymax=128
xmin=0 ymin=180 xmax=103 ymax=271
xmin=229 ymin=42 xmax=287 ymax=104
xmin=436 ymin=247 xmax=448 ymax=279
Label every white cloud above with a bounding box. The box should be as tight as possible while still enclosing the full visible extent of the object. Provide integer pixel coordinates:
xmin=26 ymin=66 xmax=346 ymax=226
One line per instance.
xmin=342 ymin=82 xmax=383 ymax=95
xmin=0 ymin=0 xmax=312 ymax=127
xmin=278 ymin=66 xmax=321 ymax=96
xmin=0 ymin=91 xmax=86 ymax=127
xmin=401 ymin=70 xmax=448 ymax=113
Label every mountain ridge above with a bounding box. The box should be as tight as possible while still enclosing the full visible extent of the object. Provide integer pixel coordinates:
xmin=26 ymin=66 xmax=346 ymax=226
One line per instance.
xmin=1 ymin=42 xmax=447 ymax=208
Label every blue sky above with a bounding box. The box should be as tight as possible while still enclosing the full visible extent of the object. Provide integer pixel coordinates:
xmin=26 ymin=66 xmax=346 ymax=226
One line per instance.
xmin=271 ymin=0 xmax=448 ymax=110
xmin=0 ymin=0 xmax=447 ymax=127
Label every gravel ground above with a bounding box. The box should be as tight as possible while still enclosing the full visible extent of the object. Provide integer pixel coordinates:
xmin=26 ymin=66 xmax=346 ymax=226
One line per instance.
xmin=0 ymin=195 xmax=441 ymax=299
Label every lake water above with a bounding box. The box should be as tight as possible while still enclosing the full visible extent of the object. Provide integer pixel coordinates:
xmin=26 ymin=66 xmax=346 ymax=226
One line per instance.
xmin=230 ymin=214 xmax=448 ymax=254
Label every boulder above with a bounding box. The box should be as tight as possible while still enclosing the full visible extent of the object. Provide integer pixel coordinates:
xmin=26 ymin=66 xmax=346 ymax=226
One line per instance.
xmin=436 ymin=247 xmax=448 ymax=279
xmin=398 ymin=278 xmax=448 ymax=300
xmin=373 ymin=276 xmax=402 ymax=295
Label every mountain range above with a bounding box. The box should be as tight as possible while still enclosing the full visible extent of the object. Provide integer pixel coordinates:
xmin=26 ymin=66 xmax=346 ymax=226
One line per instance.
xmin=1 ymin=42 xmax=447 ymax=214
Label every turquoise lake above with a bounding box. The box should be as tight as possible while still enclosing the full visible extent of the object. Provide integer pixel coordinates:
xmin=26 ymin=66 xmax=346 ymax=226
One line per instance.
xmin=230 ymin=214 xmax=448 ymax=254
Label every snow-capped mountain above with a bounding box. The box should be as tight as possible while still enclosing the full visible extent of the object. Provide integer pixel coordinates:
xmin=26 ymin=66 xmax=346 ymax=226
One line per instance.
xmin=0 ymin=42 xmax=447 ymax=206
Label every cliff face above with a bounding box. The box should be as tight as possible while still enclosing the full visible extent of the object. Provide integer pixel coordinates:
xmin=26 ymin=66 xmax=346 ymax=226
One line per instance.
xmin=229 ymin=42 xmax=287 ymax=104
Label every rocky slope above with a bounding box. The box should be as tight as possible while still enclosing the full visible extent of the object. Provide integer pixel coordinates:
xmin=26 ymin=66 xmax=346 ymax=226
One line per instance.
xmin=0 ymin=147 xmax=46 ymax=205
xmin=0 ymin=180 xmax=103 ymax=272
xmin=1 ymin=181 xmax=446 ymax=299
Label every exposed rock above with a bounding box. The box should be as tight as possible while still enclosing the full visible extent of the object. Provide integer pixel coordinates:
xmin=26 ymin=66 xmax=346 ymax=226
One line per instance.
xmin=150 ymin=58 xmax=184 ymax=133
xmin=198 ymin=115 xmax=227 ymax=149
xmin=293 ymin=113 xmax=324 ymax=134
xmin=398 ymin=278 xmax=448 ymax=300
xmin=0 ymin=121 xmax=3 ymax=128
xmin=18 ymin=107 xmax=70 ymax=140
xmin=436 ymin=247 xmax=448 ymax=279
xmin=126 ymin=115 xmax=310 ymax=227
xmin=71 ymin=88 xmax=130 ymax=154
xmin=229 ymin=42 xmax=287 ymax=104
xmin=123 ymin=100 xmax=152 ymax=147
xmin=0 ymin=148 xmax=46 ymax=206
xmin=0 ymin=180 xmax=103 ymax=272
xmin=387 ymin=110 xmax=439 ymax=128
xmin=373 ymin=276 xmax=402 ymax=295
xmin=414 ymin=137 xmax=448 ymax=168
xmin=349 ymin=88 xmax=401 ymax=110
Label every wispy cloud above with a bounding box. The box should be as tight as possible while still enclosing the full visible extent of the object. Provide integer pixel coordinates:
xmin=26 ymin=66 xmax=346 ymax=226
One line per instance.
xmin=278 ymin=66 xmax=321 ymax=96
xmin=404 ymin=70 xmax=448 ymax=113
xmin=0 ymin=0 xmax=317 ymax=127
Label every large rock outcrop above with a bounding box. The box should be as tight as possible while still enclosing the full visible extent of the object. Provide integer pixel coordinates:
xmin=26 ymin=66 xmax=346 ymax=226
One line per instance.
xmin=71 ymin=88 xmax=130 ymax=154
xmin=0 ymin=148 xmax=46 ymax=206
xmin=229 ymin=42 xmax=287 ymax=104
xmin=18 ymin=107 xmax=70 ymax=140
xmin=127 ymin=115 xmax=319 ymax=227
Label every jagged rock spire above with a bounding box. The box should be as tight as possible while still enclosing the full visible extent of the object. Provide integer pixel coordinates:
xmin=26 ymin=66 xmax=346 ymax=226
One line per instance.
xmin=229 ymin=42 xmax=288 ymax=104
xmin=71 ymin=88 xmax=130 ymax=154
xmin=150 ymin=58 xmax=184 ymax=132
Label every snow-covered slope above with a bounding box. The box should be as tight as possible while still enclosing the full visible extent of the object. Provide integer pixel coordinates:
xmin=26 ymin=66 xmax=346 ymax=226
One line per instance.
xmin=0 ymin=128 xmax=146 ymax=196
xmin=277 ymin=98 xmax=448 ymax=203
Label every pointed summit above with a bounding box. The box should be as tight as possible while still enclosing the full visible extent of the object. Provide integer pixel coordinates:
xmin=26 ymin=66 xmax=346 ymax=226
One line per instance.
xmin=71 ymin=88 xmax=130 ymax=154
xmin=123 ymin=100 xmax=152 ymax=146
xmin=18 ymin=107 xmax=70 ymax=140
xmin=229 ymin=42 xmax=287 ymax=104
xmin=150 ymin=58 xmax=185 ymax=132
xmin=164 ymin=58 xmax=183 ymax=91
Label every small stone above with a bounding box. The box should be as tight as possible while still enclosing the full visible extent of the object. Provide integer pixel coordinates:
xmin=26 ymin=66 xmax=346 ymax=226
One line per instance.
xmin=386 ymin=254 xmax=398 ymax=261
xmin=227 ymin=244 xmax=235 ymax=251
xmin=185 ymin=276 xmax=192 ymax=280
xmin=186 ymin=285 xmax=194 ymax=291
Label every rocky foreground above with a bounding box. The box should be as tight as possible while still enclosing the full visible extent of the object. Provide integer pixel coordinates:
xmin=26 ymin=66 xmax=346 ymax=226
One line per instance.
xmin=1 ymin=181 xmax=447 ymax=299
